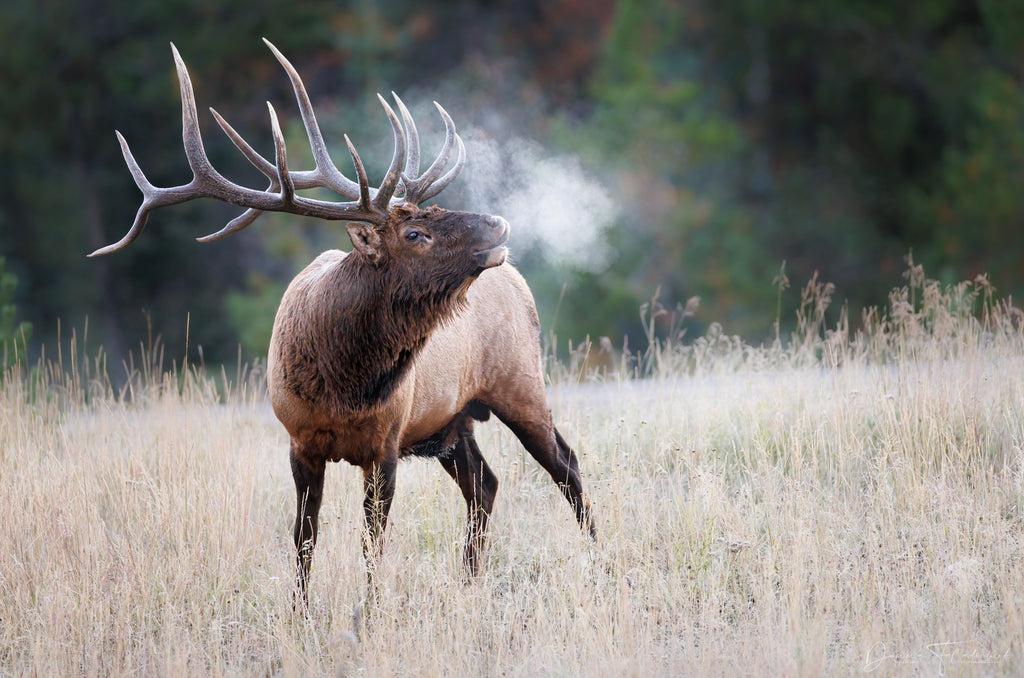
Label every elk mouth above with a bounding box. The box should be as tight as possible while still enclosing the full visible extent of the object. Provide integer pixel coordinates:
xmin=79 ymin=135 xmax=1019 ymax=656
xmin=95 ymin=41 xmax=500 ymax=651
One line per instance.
xmin=473 ymin=220 xmax=510 ymax=269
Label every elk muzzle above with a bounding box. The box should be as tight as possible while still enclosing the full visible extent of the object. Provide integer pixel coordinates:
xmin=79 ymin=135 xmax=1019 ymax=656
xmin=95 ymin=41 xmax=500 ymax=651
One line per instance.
xmin=472 ymin=214 xmax=510 ymax=269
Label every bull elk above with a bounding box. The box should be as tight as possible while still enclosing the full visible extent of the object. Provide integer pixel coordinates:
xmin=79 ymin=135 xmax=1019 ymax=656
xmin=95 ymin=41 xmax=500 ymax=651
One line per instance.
xmin=92 ymin=40 xmax=596 ymax=600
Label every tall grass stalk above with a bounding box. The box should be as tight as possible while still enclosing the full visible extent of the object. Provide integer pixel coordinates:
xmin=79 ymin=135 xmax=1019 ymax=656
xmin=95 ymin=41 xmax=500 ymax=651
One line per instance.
xmin=1 ymin=262 xmax=1022 ymax=676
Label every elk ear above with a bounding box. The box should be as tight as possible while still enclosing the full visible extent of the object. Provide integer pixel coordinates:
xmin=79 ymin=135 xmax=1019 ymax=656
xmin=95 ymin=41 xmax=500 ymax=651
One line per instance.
xmin=346 ymin=223 xmax=384 ymax=265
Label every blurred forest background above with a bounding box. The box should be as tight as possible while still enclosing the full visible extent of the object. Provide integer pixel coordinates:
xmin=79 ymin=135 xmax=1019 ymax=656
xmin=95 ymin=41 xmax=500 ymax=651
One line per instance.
xmin=1 ymin=0 xmax=1022 ymax=377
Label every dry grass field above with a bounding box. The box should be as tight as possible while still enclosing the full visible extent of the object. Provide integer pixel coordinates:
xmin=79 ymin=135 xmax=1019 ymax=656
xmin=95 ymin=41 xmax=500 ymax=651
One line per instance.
xmin=2 ymin=266 xmax=1023 ymax=676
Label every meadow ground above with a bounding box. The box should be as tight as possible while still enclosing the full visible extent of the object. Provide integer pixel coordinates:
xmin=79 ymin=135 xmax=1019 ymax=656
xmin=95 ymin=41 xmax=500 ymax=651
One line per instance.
xmin=1 ymin=267 xmax=1022 ymax=676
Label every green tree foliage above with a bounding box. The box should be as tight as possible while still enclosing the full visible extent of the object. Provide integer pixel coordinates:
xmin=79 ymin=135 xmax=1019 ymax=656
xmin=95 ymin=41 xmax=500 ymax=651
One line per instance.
xmin=224 ymin=275 xmax=284 ymax=359
xmin=700 ymin=0 xmax=1024 ymax=301
xmin=908 ymin=69 xmax=1024 ymax=279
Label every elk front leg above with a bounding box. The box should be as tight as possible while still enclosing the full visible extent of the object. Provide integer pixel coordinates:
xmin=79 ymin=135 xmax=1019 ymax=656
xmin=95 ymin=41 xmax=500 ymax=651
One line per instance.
xmin=290 ymin=443 xmax=326 ymax=606
xmin=438 ymin=430 xmax=498 ymax=576
xmin=362 ymin=456 xmax=397 ymax=576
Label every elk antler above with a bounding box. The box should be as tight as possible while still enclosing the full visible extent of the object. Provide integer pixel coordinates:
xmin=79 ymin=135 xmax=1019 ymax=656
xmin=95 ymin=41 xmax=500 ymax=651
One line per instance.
xmin=91 ymin=40 xmax=465 ymax=257
xmin=391 ymin=93 xmax=467 ymax=205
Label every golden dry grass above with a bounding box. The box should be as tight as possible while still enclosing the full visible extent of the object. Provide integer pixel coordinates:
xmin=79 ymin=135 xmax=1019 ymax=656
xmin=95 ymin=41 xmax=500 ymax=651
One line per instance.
xmin=2 ymin=267 xmax=1022 ymax=676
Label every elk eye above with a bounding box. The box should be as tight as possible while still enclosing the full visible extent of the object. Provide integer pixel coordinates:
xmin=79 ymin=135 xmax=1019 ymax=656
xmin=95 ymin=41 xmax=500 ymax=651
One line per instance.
xmin=406 ymin=230 xmax=428 ymax=243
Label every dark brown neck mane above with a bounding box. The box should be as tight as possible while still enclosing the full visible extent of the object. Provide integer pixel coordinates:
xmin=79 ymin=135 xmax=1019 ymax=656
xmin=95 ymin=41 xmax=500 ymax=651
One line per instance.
xmin=274 ymin=251 xmax=471 ymax=415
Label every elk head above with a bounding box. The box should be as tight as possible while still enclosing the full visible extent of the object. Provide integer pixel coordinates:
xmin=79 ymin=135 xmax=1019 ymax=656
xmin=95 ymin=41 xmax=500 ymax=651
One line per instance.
xmin=90 ymin=38 xmax=509 ymax=274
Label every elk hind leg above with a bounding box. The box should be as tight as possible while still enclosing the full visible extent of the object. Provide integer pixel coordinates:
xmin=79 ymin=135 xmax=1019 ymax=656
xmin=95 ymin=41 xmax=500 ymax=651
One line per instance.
xmin=497 ymin=412 xmax=596 ymax=539
xmin=438 ymin=424 xmax=498 ymax=576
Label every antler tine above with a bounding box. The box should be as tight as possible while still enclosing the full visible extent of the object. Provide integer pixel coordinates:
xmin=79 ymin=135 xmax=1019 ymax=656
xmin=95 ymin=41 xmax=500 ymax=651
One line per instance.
xmin=267 ymin=102 xmax=296 ymax=204
xmin=344 ymin=134 xmax=374 ymax=213
xmin=197 ymin=208 xmax=265 ymax=242
xmin=89 ymin=44 xmax=221 ymax=257
xmin=262 ymin=38 xmax=363 ymax=199
xmin=398 ymin=100 xmax=464 ymax=205
xmin=210 ymin=107 xmax=277 ymax=179
xmin=88 ymin=132 xmax=157 ymax=256
xmin=417 ymin=132 xmax=466 ymax=203
xmin=419 ymin=102 xmax=458 ymax=183
xmin=372 ymin=94 xmax=407 ymax=211
xmin=172 ymin=43 xmax=216 ymax=179
xmin=391 ymin=92 xmax=420 ymax=181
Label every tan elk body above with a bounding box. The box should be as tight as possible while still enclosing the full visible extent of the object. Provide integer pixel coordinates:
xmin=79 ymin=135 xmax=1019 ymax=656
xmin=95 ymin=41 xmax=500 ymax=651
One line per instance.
xmin=94 ymin=40 xmax=595 ymax=601
xmin=270 ymin=251 xmax=545 ymax=457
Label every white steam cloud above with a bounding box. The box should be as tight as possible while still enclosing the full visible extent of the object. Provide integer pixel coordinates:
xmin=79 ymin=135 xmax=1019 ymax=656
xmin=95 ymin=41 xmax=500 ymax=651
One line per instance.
xmin=457 ymin=129 xmax=617 ymax=272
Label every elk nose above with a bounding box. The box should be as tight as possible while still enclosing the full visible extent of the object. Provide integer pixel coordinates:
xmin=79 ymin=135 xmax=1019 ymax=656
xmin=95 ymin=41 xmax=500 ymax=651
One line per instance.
xmin=485 ymin=214 xmax=509 ymax=233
